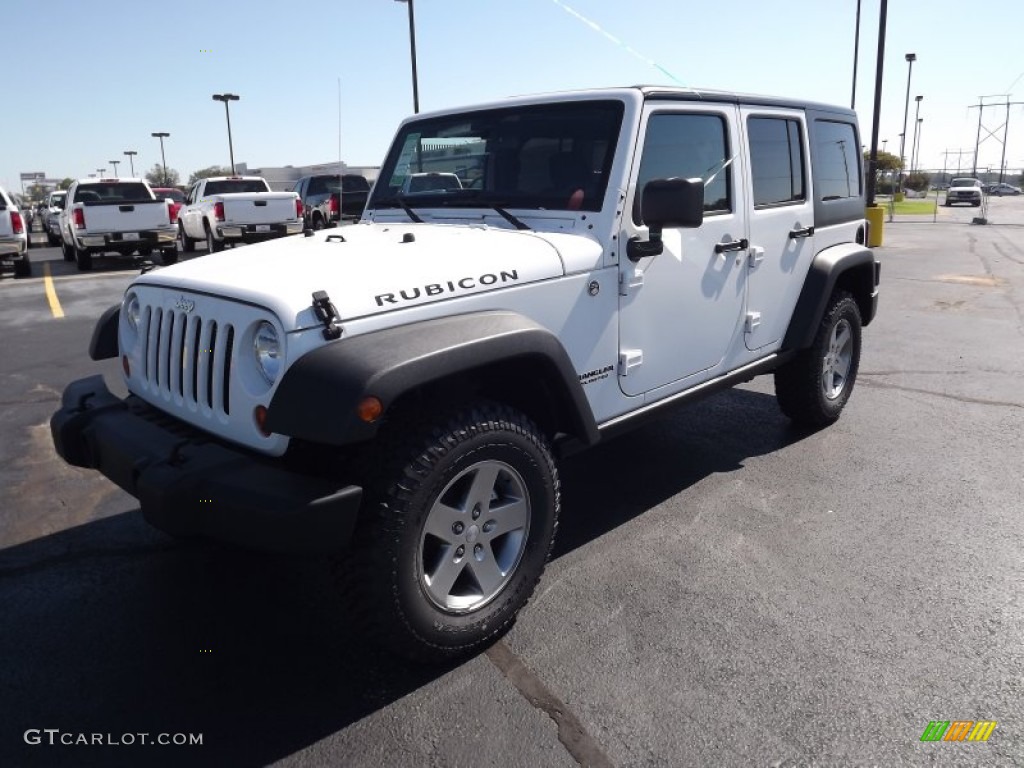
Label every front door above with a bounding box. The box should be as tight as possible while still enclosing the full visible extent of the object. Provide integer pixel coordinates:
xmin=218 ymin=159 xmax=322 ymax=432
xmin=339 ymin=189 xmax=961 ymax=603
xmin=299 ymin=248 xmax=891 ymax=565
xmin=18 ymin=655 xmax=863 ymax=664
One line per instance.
xmin=741 ymin=108 xmax=815 ymax=350
xmin=617 ymin=104 xmax=748 ymax=397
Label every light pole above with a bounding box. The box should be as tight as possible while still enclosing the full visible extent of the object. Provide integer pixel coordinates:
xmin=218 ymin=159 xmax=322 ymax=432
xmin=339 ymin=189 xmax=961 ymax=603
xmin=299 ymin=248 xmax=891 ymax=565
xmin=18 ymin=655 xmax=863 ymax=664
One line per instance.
xmin=124 ymin=150 xmax=137 ymax=177
xmin=394 ymin=0 xmax=420 ymax=113
xmin=212 ymin=93 xmax=240 ymax=173
xmin=109 ymin=159 xmax=121 ymax=178
xmin=899 ymin=53 xmax=916 ymax=193
xmin=910 ymin=95 xmax=923 ymax=173
xmin=913 ymin=118 xmax=923 ymax=175
xmin=151 ymin=132 xmax=170 ymax=185
xmin=96 ymin=168 xmax=107 ymax=178
xmin=882 ymin=139 xmax=888 ymax=153
xmin=864 ymin=0 xmax=888 ymax=208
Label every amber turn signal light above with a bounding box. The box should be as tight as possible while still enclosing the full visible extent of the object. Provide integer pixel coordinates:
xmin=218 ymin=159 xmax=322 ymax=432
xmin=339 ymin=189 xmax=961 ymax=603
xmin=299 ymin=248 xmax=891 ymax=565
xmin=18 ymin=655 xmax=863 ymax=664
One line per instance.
xmin=253 ymin=405 xmax=271 ymax=436
xmin=357 ymin=396 xmax=383 ymax=423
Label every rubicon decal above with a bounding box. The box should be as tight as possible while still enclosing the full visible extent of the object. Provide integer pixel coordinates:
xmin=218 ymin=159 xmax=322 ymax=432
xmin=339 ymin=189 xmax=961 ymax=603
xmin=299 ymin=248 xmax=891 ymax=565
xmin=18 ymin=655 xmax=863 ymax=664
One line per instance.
xmin=375 ymin=270 xmax=520 ymax=306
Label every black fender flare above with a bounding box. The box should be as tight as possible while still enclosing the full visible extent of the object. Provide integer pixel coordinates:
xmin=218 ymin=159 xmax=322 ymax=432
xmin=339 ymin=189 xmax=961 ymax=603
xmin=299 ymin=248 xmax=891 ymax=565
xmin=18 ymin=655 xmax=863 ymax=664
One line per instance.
xmin=266 ymin=310 xmax=600 ymax=447
xmin=90 ymin=304 xmax=120 ymax=360
xmin=782 ymin=243 xmax=879 ymax=351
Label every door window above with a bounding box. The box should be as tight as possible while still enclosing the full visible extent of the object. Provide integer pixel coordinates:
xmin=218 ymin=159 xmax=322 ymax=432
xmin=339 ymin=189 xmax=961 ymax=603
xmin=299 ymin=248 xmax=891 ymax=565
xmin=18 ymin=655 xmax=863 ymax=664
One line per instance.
xmin=633 ymin=112 xmax=732 ymax=223
xmin=748 ymin=117 xmax=805 ymax=208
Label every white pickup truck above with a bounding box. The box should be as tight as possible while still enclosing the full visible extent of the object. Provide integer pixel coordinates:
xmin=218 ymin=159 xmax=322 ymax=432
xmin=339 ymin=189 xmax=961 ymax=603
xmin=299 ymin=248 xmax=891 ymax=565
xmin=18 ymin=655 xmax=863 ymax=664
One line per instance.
xmin=0 ymin=186 xmax=30 ymax=277
xmin=60 ymin=178 xmax=178 ymax=271
xmin=177 ymin=176 xmax=303 ymax=254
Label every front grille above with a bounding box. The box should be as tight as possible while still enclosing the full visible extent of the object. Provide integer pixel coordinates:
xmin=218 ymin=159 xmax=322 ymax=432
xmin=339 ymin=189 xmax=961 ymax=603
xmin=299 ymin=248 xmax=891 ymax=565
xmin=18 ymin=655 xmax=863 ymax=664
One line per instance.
xmin=141 ymin=306 xmax=234 ymax=415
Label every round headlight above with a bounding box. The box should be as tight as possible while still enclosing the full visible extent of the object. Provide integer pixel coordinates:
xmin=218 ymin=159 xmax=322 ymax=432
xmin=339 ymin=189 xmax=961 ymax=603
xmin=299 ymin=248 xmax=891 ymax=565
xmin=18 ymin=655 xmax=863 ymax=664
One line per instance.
xmin=125 ymin=293 xmax=141 ymax=331
xmin=253 ymin=321 xmax=281 ymax=384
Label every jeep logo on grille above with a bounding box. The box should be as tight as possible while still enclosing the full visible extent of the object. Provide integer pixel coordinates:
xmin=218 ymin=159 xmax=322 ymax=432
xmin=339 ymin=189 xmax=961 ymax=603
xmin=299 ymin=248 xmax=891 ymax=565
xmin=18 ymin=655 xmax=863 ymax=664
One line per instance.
xmin=175 ymin=296 xmax=196 ymax=313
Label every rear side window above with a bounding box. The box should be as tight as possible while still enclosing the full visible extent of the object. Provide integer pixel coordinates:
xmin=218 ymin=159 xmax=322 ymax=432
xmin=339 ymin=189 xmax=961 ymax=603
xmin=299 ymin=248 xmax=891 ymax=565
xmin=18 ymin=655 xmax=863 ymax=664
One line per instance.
xmin=748 ymin=117 xmax=806 ymax=207
xmin=633 ymin=112 xmax=732 ymax=224
xmin=814 ymin=120 xmax=861 ymax=200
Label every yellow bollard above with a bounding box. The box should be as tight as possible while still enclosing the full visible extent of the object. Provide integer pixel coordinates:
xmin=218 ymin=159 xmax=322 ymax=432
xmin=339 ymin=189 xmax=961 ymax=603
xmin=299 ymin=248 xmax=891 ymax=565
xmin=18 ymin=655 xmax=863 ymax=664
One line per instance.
xmin=865 ymin=205 xmax=884 ymax=247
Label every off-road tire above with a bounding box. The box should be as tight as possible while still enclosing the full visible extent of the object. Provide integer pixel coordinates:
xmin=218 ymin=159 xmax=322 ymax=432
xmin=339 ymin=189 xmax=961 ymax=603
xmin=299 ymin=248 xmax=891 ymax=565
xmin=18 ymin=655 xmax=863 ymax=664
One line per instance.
xmin=775 ymin=291 xmax=862 ymax=428
xmin=335 ymin=400 xmax=559 ymax=663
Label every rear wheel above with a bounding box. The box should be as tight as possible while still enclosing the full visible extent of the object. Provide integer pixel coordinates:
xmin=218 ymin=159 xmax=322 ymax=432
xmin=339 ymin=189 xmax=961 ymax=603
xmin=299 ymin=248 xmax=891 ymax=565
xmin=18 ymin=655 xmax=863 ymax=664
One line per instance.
xmin=75 ymin=246 xmax=93 ymax=272
xmin=205 ymin=224 xmax=223 ymax=253
xmin=161 ymin=247 xmax=178 ymax=266
xmin=312 ymin=213 xmax=325 ymax=231
xmin=61 ymin=240 xmax=74 ymax=261
xmin=775 ymin=291 xmax=862 ymax=429
xmin=178 ymin=223 xmax=195 ymax=253
xmin=14 ymin=254 xmax=31 ymax=278
xmin=336 ymin=401 xmax=559 ymax=663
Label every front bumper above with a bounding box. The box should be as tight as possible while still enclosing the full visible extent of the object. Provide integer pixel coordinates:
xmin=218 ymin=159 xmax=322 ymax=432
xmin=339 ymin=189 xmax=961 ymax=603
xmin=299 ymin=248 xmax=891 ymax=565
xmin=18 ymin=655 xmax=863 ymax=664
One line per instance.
xmin=50 ymin=375 xmax=362 ymax=553
xmin=217 ymin=221 xmax=303 ymax=243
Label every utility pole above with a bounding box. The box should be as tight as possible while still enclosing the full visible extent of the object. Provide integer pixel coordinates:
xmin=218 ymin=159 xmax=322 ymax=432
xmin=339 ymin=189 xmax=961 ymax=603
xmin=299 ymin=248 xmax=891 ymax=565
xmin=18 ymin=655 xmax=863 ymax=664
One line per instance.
xmin=968 ymin=96 xmax=1023 ymax=177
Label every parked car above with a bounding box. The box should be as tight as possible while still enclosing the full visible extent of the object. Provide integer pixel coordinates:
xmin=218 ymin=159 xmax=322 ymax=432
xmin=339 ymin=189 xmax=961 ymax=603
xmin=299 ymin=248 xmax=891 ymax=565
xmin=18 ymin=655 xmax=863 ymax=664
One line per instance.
xmin=293 ymin=174 xmax=372 ymax=229
xmin=177 ymin=176 xmax=302 ymax=253
xmin=401 ymin=172 xmax=463 ymax=194
xmin=44 ymin=190 xmax=67 ymax=245
xmin=987 ymin=183 xmax=1021 ymax=197
xmin=151 ymin=187 xmax=186 ymax=221
xmin=944 ymin=178 xmax=983 ymax=207
xmin=0 ymin=186 xmax=30 ymax=277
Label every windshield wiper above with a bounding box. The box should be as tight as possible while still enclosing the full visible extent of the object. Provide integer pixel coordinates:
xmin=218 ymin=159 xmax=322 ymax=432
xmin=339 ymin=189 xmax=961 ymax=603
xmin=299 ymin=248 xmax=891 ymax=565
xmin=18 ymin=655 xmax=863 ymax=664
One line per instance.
xmin=372 ymin=194 xmax=423 ymax=223
xmin=490 ymin=204 xmax=531 ymax=231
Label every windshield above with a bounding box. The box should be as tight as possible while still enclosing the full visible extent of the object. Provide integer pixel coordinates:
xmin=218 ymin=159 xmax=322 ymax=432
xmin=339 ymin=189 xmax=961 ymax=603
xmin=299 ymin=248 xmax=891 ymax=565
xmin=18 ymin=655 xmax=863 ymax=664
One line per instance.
xmin=369 ymin=100 xmax=624 ymax=213
xmin=204 ymin=179 xmax=270 ymax=195
xmin=951 ymin=178 xmax=980 ymax=187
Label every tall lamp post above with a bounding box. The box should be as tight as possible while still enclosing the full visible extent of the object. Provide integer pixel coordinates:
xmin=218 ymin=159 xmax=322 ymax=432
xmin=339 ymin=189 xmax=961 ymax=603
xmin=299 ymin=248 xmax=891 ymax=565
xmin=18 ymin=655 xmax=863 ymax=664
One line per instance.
xmin=109 ymin=159 xmax=121 ymax=178
xmin=910 ymin=95 xmax=923 ymax=173
xmin=123 ymin=150 xmax=137 ymax=177
xmin=151 ymin=132 xmax=170 ymax=185
xmin=912 ymin=118 xmax=924 ymax=175
xmin=212 ymin=93 xmax=240 ymax=173
xmin=96 ymin=168 xmax=107 ymax=178
xmin=394 ymin=0 xmax=420 ymax=113
xmin=898 ymin=53 xmax=917 ymax=193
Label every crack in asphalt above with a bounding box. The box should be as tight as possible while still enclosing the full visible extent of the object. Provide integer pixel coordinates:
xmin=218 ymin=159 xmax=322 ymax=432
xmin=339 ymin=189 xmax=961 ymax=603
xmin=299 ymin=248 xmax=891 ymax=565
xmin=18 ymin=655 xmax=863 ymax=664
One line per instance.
xmin=486 ymin=640 xmax=615 ymax=768
xmin=857 ymin=378 xmax=1023 ymax=409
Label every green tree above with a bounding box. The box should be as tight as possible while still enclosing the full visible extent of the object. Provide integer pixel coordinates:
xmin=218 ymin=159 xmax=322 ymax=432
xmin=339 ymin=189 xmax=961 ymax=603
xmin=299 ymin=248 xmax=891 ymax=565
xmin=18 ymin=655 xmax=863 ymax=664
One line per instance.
xmin=188 ymin=166 xmax=231 ymax=186
xmin=904 ymin=171 xmax=931 ymax=193
xmin=145 ymin=164 xmax=180 ymax=187
xmin=58 ymin=178 xmax=74 ymax=190
xmin=863 ymin=150 xmax=903 ymax=172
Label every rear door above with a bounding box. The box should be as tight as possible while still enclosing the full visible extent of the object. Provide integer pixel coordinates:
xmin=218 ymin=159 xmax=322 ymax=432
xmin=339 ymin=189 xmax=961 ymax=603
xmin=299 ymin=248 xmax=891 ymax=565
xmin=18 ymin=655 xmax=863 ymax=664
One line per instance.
xmin=740 ymin=108 xmax=815 ymax=351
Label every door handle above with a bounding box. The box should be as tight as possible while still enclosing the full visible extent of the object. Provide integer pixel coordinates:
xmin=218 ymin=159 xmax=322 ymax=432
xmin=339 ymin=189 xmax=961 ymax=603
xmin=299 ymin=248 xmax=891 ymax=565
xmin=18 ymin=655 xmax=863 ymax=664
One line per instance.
xmin=714 ymin=238 xmax=749 ymax=254
xmin=789 ymin=226 xmax=814 ymax=239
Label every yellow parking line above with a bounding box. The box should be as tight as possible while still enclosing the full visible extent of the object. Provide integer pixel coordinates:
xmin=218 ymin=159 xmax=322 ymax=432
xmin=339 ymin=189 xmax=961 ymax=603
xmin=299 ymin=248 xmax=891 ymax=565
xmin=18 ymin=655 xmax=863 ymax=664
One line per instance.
xmin=43 ymin=262 xmax=65 ymax=319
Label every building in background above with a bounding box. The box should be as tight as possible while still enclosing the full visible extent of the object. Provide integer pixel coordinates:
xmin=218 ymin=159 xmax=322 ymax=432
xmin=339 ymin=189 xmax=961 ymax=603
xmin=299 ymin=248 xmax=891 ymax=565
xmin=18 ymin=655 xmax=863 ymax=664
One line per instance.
xmin=235 ymin=161 xmax=380 ymax=191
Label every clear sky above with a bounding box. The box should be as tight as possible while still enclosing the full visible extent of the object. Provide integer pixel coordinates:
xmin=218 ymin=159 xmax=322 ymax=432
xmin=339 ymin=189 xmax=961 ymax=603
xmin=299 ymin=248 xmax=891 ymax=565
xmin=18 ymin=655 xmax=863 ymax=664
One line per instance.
xmin=3 ymin=0 xmax=1023 ymax=194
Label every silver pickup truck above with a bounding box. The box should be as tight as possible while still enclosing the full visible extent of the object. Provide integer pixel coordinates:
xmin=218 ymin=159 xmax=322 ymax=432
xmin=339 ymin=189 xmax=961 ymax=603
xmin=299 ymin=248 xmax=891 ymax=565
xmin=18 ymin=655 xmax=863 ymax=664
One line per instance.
xmin=60 ymin=178 xmax=178 ymax=271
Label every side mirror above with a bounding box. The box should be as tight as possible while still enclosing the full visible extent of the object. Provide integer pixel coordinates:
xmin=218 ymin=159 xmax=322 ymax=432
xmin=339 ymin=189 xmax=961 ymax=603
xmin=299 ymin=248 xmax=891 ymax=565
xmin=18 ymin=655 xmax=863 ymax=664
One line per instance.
xmin=628 ymin=178 xmax=704 ymax=261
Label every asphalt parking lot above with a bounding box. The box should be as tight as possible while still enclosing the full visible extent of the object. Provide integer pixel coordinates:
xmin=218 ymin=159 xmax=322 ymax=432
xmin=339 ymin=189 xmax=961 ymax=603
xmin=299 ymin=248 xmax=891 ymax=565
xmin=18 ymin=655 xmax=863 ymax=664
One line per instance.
xmin=1 ymin=199 xmax=1023 ymax=767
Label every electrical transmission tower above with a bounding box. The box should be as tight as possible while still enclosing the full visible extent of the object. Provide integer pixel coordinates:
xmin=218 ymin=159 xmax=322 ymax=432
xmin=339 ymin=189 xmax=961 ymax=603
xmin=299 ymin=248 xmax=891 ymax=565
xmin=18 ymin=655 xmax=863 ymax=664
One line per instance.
xmin=968 ymin=95 xmax=1024 ymax=181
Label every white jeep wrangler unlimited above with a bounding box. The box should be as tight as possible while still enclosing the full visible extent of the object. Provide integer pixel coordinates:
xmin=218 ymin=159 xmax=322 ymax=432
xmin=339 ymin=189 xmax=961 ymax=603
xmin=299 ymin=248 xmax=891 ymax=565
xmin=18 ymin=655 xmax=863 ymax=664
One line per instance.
xmin=52 ymin=86 xmax=879 ymax=662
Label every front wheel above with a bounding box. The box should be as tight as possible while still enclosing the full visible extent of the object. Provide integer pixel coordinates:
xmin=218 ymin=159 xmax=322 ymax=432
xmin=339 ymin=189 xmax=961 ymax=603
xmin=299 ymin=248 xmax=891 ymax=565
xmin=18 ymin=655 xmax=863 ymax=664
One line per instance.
xmin=337 ymin=401 xmax=559 ymax=663
xmin=774 ymin=291 xmax=862 ymax=429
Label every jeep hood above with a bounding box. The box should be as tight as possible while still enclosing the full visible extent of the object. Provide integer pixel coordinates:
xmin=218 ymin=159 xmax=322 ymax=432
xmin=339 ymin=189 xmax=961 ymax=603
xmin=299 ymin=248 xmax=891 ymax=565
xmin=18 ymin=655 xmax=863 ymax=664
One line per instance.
xmin=136 ymin=223 xmax=602 ymax=328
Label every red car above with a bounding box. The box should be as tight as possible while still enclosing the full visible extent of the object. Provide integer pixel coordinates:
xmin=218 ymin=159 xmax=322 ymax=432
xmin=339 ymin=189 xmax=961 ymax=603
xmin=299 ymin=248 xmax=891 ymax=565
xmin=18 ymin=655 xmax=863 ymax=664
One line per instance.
xmin=150 ymin=187 xmax=185 ymax=223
